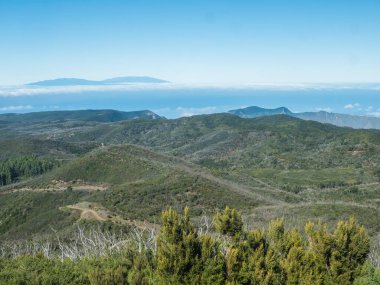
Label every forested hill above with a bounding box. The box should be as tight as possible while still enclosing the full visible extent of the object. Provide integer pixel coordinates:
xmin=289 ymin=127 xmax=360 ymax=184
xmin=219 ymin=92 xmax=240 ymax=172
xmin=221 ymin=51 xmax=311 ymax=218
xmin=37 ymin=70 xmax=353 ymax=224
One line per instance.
xmin=0 ymin=109 xmax=161 ymax=123
xmin=0 ymin=112 xmax=379 ymax=242
xmin=0 ymin=156 xmax=56 ymax=186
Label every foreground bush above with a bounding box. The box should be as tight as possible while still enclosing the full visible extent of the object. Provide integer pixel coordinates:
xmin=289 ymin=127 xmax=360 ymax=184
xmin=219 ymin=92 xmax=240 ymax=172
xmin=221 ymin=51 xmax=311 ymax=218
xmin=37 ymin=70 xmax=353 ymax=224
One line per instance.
xmin=354 ymin=262 xmax=380 ymax=285
xmin=0 ymin=207 xmax=373 ymax=284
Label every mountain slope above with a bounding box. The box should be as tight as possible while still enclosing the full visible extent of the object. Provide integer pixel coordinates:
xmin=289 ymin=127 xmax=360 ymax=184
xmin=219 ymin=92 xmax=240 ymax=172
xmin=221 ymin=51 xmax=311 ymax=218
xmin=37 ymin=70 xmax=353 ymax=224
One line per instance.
xmin=0 ymin=144 xmax=260 ymax=239
xmin=296 ymin=111 xmax=380 ymax=129
xmin=27 ymin=78 xmax=99 ymax=86
xmin=64 ymin=113 xmax=380 ymax=170
xmin=27 ymin=76 xmax=169 ymax=86
xmin=0 ymin=109 xmax=161 ymax=123
xmin=1 ymin=112 xmax=380 ymax=239
xmin=229 ymin=106 xmax=292 ymax=117
xmin=101 ymin=76 xmax=169 ymax=84
xmin=229 ymin=106 xmax=380 ymax=129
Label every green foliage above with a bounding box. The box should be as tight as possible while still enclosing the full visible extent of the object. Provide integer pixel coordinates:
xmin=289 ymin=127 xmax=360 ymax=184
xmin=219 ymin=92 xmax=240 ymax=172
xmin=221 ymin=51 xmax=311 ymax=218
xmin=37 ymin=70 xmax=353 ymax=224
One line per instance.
xmin=354 ymin=262 xmax=380 ymax=285
xmin=0 ymin=208 xmax=374 ymax=284
xmin=214 ymin=206 xmax=244 ymax=238
xmin=0 ymin=191 xmax=90 ymax=239
xmin=0 ymin=254 xmax=89 ymax=284
xmin=1 ymin=112 xmax=379 ymax=283
xmin=51 ymin=145 xmax=164 ymax=184
xmin=0 ymin=155 xmax=56 ymax=186
xmin=2 ymin=113 xmax=380 ymax=239
xmin=157 ymin=207 xmax=225 ymax=284
xmin=331 ymin=218 xmax=371 ymax=284
xmin=0 ymin=109 xmax=159 ymax=124
xmin=157 ymin=207 xmax=198 ymax=283
xmin=155 ymin=208 xmax=371 ymax=285
xmin=251 ymin=167 xmax=363 ymax=191
xmin=86 ymin=257 xmax=129 ymax=285
xmin=305 ymin=217 xmax=370 ymax=285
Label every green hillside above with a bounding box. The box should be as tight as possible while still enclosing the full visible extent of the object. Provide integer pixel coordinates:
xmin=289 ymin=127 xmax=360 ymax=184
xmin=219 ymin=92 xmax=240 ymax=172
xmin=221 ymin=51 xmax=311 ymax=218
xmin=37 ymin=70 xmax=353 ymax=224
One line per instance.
xmin=63 ymin=114 xmax=380 ymax=170
xmin=0 ymin=109 xmax=161 ymax=123
xmin=0 ymin=113 xmax=379 ymax=239
xmin=0 ymin=145 xmax=260 ymax=239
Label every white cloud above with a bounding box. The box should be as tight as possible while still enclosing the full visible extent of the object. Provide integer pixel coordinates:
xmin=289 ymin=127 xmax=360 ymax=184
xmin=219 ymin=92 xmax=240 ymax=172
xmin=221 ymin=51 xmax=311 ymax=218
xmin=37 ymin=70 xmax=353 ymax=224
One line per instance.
xmin=368 ymin=112 xmax=380 ymax=117
xmin=1 ymin=82 xmax=380 ymax=97
xmin=344 ymin=103 xmax=362 ymax=110
xmin=316 ymin=107 xmax=333 ymax=112
xmin=176 ymin=106 xmax=218 ymax=117
xmin=0 ymin=105 xmax=33 ymax=111
xmin=344 ymin=104 xmax=354 ymax=109
xmin=0 ymin=83 xmax=175 ymax=97
xmin=41 ymin=105 xmax=60 ymax=110
xmin=152 ymin=107 xmax=171 ymax=114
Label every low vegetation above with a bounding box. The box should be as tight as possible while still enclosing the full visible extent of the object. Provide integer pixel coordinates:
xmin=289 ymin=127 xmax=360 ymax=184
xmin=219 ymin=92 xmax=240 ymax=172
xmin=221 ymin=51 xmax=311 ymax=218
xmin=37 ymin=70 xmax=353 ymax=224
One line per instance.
xmin=0 ymin=114 xmax=380 ymax=239
xmin=0 ymin=208 xmax=377 ymax=284
xmin=0 ymin=111 xmax=380 ymax=283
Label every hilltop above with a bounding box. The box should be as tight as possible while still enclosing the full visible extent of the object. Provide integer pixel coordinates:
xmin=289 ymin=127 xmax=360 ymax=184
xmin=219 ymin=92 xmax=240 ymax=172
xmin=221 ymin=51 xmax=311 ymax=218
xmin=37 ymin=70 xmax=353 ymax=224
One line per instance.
xmin=229 ymin=105 xmax=380 ymax=129
xmin=0 ymin=109 xmax=161 ymax=124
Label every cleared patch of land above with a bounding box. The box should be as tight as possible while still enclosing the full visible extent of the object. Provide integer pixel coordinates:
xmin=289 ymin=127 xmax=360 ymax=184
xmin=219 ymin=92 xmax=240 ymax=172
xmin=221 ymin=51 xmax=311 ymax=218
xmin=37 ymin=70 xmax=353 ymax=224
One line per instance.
xmin=62 ymin=202 xmax=158 ymax=230
xmin=2 ymin=180 xmax=108 ymax=194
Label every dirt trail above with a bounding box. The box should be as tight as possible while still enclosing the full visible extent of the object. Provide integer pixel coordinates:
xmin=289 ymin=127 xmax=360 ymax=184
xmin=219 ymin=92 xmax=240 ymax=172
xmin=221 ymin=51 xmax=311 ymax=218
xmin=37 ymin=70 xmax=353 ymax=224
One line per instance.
xmin=1 ymin=182 xmax=108 ymax=195
xmin=64 ymin=202 xmax=158 ymax=230
xmin=67 ymin=205 xmax=107 ymax=221
xmin=81 ymin=209 xmax=106 ymax=221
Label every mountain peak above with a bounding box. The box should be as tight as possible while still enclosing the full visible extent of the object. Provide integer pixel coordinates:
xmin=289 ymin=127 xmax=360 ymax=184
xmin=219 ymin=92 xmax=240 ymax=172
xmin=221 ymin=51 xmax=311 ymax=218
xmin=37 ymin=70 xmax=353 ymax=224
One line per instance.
xmin=27 ymin=76 xmax=169 ymax=86
xmin=229 ymin=105 xmax=380 ymax=130
xmin=27 ymin=78 xmax=98 ymax=86
xmin=228 ymin=106 xmax=293 ymax=118
xmin=101 ymin=76 xmax=169 ymax=84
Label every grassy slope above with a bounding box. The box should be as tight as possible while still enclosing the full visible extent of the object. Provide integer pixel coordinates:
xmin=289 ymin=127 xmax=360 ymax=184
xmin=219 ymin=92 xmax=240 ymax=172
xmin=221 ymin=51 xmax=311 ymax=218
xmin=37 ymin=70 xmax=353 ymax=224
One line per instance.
xmin=51 ymin=145 xmax=262 ymax=215
xmin=0 ymin=191 xmax=87 ymax=240
xmin=0 ymin=145 xmax=260 ymax=239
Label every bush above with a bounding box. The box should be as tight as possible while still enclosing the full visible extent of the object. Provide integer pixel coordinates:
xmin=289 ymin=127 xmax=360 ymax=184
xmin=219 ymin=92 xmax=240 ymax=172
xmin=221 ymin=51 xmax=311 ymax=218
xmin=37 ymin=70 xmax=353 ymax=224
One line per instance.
xmin=214 ymin=206 xmax=243 ymax=238
xmin=354 ymin=262 xmax=380 ymax=285
xmin=0 ymin=208 xmax=373 ymax=285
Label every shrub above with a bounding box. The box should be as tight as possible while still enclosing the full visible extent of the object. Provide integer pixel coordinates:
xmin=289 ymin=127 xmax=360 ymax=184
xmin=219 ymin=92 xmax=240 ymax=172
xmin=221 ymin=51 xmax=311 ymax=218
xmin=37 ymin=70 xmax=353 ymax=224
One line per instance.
xmin=214 ymin=206 xmax=244 ymax=238
xmin=0 ymin=208 xmax=372 ymax=285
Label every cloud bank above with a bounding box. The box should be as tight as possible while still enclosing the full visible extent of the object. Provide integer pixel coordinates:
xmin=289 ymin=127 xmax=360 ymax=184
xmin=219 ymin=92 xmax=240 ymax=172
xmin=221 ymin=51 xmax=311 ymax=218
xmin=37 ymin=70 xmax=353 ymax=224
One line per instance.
xmin=1 ymin=82 xmax=380 ymax=97
xmin=0 ymin=105 xmax=33 ymax=111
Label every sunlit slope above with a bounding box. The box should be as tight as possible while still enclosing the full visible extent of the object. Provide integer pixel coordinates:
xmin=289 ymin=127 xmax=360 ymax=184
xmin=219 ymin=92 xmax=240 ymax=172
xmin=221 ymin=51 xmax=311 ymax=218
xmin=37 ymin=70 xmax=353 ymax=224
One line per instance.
xmin=64 ymin=114 xmax=380 ymax=176
xmin=1 ymin=114 xmax=380 ymax=239
xmin=0 ymin=144 xmax=263 ymax=239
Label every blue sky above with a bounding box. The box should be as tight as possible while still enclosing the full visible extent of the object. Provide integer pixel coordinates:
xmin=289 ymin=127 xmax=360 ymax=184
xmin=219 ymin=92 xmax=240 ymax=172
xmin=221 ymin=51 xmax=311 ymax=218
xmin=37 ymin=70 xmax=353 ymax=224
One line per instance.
xmin=1 ymin=0 xmax=380 ymax=85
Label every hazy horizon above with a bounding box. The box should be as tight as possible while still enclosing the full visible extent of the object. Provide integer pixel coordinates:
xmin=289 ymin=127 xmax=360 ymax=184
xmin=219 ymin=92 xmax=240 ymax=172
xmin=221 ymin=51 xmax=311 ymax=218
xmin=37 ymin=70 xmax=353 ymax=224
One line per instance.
xmin=1 ymin=85 xmax=379 ymax=118
xmin=0 ymin=1 xmax=379 ymax=118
